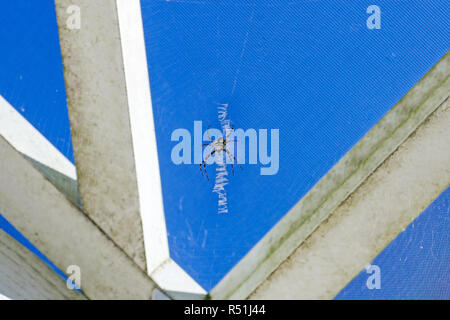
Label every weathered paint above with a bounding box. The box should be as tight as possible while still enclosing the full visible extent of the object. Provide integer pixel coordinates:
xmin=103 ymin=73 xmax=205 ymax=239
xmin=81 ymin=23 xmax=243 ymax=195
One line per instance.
xmin=0 ymin=134 xmax=158 ymax=299
xmin=211 ymin=52 xmax=450 ymax=300
xmin=0 ymin=95 xmax=78 ymax=206
xmin=54 ymin=0 xmax=151 ymax=271
xmin=0 ymin=229 xmax=86 ymax=300
xmin=250 ymin=98 xmax=450 ymax=299
xmin=54 ymin=0 xmax=205 ymax=296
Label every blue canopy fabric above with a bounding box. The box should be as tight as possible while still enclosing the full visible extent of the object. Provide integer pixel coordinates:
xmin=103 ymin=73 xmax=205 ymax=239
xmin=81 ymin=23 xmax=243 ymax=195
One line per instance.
xmin=0 ymin=0 xmax=448 ymax=294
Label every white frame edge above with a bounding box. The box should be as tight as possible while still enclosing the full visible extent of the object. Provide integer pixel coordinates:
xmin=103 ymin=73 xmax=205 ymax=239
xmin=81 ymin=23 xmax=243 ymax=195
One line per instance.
xmin=115 ymin=0 xmax=205 ymax=295
xmin=0 ymin=95 xmax=76 ymax=181
xmin=116 ymin=0 xmax=169 ymax=275
xmin=54 ymin=0 xmax=205 ymax=297
xmin=211 ymin=52 xmax=450 ymax=299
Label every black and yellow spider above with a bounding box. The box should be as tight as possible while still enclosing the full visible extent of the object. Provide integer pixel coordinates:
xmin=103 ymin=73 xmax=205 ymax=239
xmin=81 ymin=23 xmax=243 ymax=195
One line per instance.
xmin=200 ymin=126 xmax=242 ymax=181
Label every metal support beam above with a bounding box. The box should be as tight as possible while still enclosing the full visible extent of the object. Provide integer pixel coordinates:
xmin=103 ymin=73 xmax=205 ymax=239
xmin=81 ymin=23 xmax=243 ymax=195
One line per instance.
xmin=0 ymin=134 xmax=158 ymax=299
xmin=53 ymin=0 xmax=205 ymax=296
xmin=0 ymin=229 xmax=86 ymax=300
xmin=0 ymin=95 xmax=78 ymax=206
xmin=211 ymin=52 xmax=450 ymax=300
xmin=250 ymin=98 xmax=450 ymax=299
xmin=54 ymin=0 xmax=168 ymax=273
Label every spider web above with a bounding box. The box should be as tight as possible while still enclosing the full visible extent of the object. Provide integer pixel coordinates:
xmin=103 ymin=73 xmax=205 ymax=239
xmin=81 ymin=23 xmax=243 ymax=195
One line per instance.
xmin=213 ymin=103 xmax=231 ymax=214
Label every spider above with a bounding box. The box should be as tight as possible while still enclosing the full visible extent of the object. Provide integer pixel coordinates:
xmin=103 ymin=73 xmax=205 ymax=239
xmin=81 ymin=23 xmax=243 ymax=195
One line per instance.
xmin=200 ymin=126 xmax=242 ymax=181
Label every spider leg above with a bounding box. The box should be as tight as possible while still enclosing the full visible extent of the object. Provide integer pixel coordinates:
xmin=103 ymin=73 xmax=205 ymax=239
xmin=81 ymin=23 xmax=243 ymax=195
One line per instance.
xmin=224 ymin=126 xmax=235 ymax=140
xmin=206 ymin=126 xmax=214 ymax=144
xmin=199 ymin=160 xmax=209 ymax=181
xmin=223 ymin=151 xmax=235 ymax=175
xmin=224 ymin=138 xmax=238 ymax=146
xmin=199 ymin=149 xmax=216 ymax=181
xmin=200 ymin=164 xmax=209 ymax=181
xmin=225 ymin=149 xmax=243 ymax=170
xmin=204 ymin=149 xmax=216 ymax=163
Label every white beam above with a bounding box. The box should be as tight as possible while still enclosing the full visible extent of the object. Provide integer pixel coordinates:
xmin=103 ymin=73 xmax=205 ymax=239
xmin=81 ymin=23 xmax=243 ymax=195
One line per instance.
xmin=116 ymin=0 xmax=170 ymax=274
xmin=0 ymin=95 xmax=78 ymax=206
xmin=0 ymin=134 xmax=158 ymax=299
xmin=151 ymin=258 xmax=206 ymax=299
xmin=0 ymin=95 xmax=76 ymax=181
xmin=0 ymin=229 xmax=86 ymax=300
xmin=0 ymin=294 xmax=10 ymax=300
xmin=250 ymin=97 xmax=450 ymax=299
xmin=211 ymin=52 xmax=450 ymax=299
xmin=54 ymin=0 xmax=205 ymax=296
xmin=54 ymin=0 xmax=168 ymax=274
